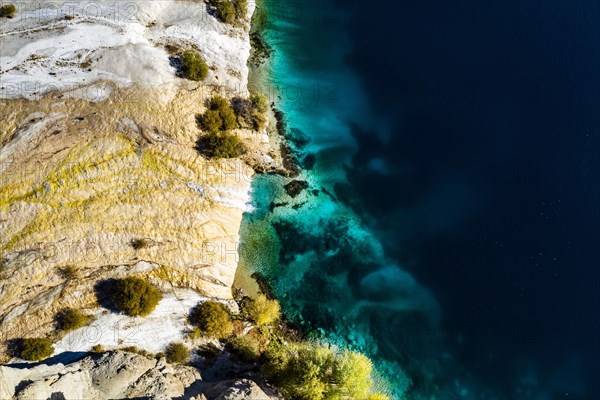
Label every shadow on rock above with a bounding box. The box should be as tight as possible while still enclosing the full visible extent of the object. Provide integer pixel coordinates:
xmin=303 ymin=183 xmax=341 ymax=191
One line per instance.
xmin=93 ymin=278 xmax=119 ymax=313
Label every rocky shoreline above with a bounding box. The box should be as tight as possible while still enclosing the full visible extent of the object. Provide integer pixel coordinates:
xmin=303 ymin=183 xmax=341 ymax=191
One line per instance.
xmin=0 ymin=2 xmax=393 ymax=399
xmin=0 ymin=1 xmax=292 ymax=398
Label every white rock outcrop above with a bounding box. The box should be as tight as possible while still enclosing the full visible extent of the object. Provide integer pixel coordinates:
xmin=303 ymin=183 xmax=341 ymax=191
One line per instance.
xmin=0 ymin=350 xmax=276 ymax=399
xmin=0 ymin=0 xmax=274 ymax=361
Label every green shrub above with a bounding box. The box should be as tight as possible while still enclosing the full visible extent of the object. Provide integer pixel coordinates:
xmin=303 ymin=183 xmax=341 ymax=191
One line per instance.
xmin=19 ymin=338 xmax=54 ymax=361
xmin=227 ymin=334 xmax=261 ymax=363
xmin=220 ymin=107 xmax=237 ymax=131
xmin=250 ymin=92 xmax=268 ymax=113
xmin=213 ymin=0 xmax=235 ymax=24
xmin=181 ymin=50 xmax=209 ymax=81
xmin=330 ymin=350 xmax=374 ymax=399
xmin=165 ymin=342 xmax=189 ymax=364
xmin=210 ymin=0 xmax=246 ymax=24
xmin=262 ymin=343 xmax=383 ymax=400
xmin=113 ymin=277 xmax=162 ymax=317
xmin=56 ymin=308 xmax=92 ymax=332
xmin=208 ymin=95 xmax=229 ymax=110
xmin=189 ymin=301 xmax=233 ymax=339
xmin=200 ymin=96 xmax=238 ymax=133
xmin=196 ymin=131 xmax=246 ymax=159
xmin=243 ymin=294 xmax=280 ymax=326
xmin=0 ymin=4 xmax=16 ymax=18
xmin=210 ymin=95 xmax=237 ymax=130
xmin=201 ymin=110 xmax=223 ymax=134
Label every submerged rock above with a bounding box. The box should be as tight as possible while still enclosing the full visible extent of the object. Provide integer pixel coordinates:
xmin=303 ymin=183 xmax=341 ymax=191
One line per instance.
xmin=284 ymin=180 xmax=309 ymax=198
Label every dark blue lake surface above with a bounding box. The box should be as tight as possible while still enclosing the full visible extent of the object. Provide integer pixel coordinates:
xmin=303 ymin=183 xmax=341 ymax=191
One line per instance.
xmin=242 ymin=0 xmax=600 ymax=398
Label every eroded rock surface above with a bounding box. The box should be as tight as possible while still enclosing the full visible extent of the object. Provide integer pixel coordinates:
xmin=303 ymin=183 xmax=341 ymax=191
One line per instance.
xmin=0 ymin=0 xmax=278 ymax=360
xmin=0 ymin=350 xmax=279 ymax=400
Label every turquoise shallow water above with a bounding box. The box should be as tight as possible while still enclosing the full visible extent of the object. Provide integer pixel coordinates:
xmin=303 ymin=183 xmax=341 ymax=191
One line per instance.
xmin=241 ymin=1 xmax=445 ymax=398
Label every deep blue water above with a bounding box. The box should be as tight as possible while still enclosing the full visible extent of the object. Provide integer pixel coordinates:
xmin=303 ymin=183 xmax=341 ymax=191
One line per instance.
xmin=241 ymin=0 xmax=600 ymax=398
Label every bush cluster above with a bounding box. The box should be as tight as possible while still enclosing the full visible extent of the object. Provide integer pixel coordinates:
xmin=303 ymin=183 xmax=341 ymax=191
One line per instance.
xmin=242 ymin=294 xmax=280 ymax=326
xmin=211 ymin=0 xmax=247 ymax=24
xmin=0 ymin=4 xmax=16 ymax=18
xmin=262 ymin=343 xmax=389 ymax=400
xmin=181 ymin=50 xmax=209 ymax=81
xmin=196 ymin=96 xmax=246 ymax=159
xmin=189 ymin=301 xmax=233 ymax=339
xmin=232 ymin=92 xmax=269 ymax=131
xmin=165 ymin=342 xmax=189 ymax=364
xmin=19 ymin=338 xmax=54 ymax=361
xmin=195 ymin=92 xmax=269 ymax=159
xmin=112 ymin=286 xmax=385 ymax=400
xmin=113 ymin=277 xmax=162 ymax=317
xmin=56 ymin=308 xmax=92 ymax=332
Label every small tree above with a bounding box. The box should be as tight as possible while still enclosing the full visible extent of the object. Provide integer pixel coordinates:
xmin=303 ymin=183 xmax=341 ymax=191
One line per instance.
xmin=113 ymin=277 xmax=162 ymax=316
xmin=181 ymin=50 xmax=209 ymax=81
xmin=56 ymin=308 xmax=91 ymax=332
xmin=0 ymin=4 xmax=16 ymax=18
xmin=19 ymin=338 xmax=54 ymax=361
xmin=189 ymin=301 xmax=233 ymax=339
xmin=243 ymin=294 xmax=280 ymax=326
xmin=165 ymin=342 xmax=189 ymax=364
